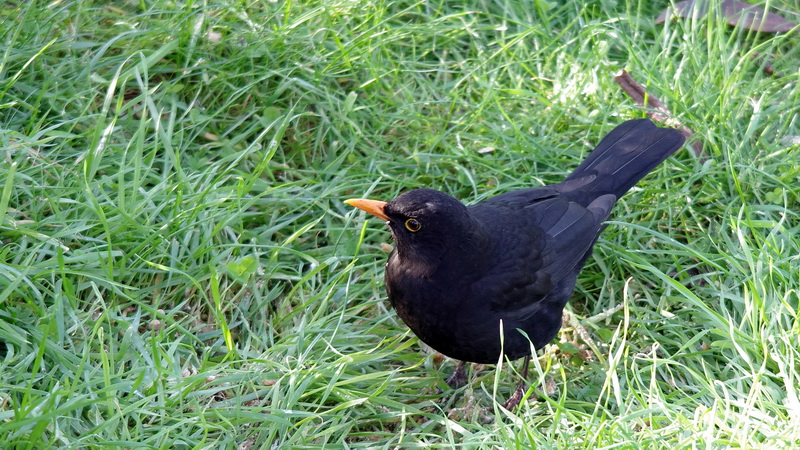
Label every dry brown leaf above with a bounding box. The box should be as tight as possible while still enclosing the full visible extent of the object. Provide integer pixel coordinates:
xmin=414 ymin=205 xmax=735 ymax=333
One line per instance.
xmin=656 ymin=0 xmax=797 ymax=33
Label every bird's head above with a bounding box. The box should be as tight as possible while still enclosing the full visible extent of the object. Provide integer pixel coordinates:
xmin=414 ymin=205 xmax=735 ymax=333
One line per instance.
xmin=346 ymin=188 xmax=479 ymax=264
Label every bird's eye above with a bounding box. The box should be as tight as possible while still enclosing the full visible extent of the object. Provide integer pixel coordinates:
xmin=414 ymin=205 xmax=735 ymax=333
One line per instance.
xmin=404 ymin=218 xmax=422 ymax=232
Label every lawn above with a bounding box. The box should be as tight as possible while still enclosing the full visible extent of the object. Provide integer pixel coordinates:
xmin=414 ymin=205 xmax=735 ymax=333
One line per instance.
xmin=1 ymin=0 xmax=799 ymax=447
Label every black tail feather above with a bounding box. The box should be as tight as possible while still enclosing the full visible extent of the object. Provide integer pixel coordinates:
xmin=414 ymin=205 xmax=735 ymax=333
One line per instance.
xmin=561 ymin=119 xmax=686 ymax=201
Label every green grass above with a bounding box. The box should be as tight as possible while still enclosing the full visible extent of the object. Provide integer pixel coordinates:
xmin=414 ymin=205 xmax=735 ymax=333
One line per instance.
xmin=1 ymin=0 xmax=799 ymax=447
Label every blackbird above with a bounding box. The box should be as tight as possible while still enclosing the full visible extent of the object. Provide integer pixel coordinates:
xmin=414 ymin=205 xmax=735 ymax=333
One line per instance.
xmin=346 ymin=118 xmax=685 ymax=409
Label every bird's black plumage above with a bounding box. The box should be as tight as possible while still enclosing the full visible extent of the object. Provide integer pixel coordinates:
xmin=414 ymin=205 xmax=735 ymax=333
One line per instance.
xmin=346 ymin=119 xmax=685 ymax=403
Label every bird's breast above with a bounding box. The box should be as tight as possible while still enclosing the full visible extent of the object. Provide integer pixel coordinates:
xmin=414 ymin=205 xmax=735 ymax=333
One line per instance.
xmin=385 ymin=251 xmax=494 ymax=350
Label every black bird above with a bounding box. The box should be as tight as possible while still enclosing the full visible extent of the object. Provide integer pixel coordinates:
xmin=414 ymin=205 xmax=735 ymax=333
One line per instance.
xmin=346 ymin=119 xmax=685 ymax=409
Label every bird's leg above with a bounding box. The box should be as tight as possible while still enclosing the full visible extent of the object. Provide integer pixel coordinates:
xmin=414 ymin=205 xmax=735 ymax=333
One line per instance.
xmin=502 ymin=356 xmax=530 ymax=409
xmin=445 ymin=360 xmax=468 ymax=389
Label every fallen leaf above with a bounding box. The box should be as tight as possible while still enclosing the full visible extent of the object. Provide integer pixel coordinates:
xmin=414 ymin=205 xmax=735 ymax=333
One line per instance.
xmin=780 ymin=135 xmax=800 ymax=146
xmin=656 ymin=0 xmax=797 ymax=33
xmin=207 ymin=31 xmax=222 ymax=43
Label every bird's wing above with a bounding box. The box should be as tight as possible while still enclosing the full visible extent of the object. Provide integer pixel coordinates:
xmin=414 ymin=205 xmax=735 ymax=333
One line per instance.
xmin=471 ymin=191 xmax=615 ymax=312
xmin=530 ymin=193 xmax=615 ymax=284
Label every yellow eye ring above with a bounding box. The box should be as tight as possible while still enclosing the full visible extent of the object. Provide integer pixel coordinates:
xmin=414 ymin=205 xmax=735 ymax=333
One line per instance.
xmin=404 ymin=218 xmax=422 ymax=232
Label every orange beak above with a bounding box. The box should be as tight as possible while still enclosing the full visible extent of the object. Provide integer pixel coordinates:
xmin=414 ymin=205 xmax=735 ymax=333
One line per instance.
xmin=345 ymin=198 xmax=389 ymax=221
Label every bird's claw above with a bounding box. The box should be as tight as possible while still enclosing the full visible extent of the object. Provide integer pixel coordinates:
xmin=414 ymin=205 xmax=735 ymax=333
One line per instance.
xmin=502 ymin=380 xmax=527 ymax=410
